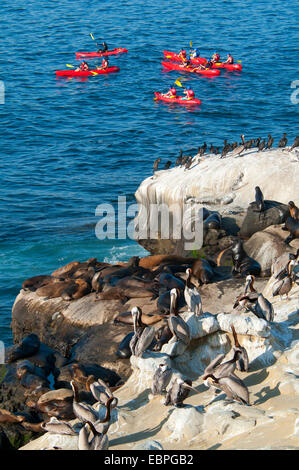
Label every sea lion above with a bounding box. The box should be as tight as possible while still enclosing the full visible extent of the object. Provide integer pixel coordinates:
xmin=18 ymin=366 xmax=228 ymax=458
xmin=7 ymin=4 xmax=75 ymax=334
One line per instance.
xmin=157 ymin=273 xmax=185 ymax=291
xmin=203 ymin=212 xmax=222 ymax=230
xmin=284 ymin=216 xmax=299 ymax=245
xmin=217 ymin=239 xmax=261 ymax=277
xmin=0 ymin=409 xmax=25 ymax=424
xmin=34 ymin=389 xmax=75 ymax=419
xmin=191 ymin=258 xmax=215 ymax=284
xmin=116 ymin=332 xmax=135 ymax=359
xmin=103 ymin=256 xmax=151 ymax=284
xmin=51 ymin=258 xmax=97 ymax=278
xmin=18 ymin=367 xmax=50 ymax=396
xmin=7 ymin=334 xmax=40 ymax=363
xmin=288 ymin=201 xmax=299 ymax=221
xmin=22 ymin=275 xmax=54 ymax=291
xmin=35 ymin=279 xmax=76 ymax=298
xmin=114 ymin=311 xmax=164 ymax=326
xmin=139 ymin=255 xmax=197 ymax=271
xmin=95 ymin=286 xmax=156 ymax=302
xmin=16 ymin=360 xmax=48 ymax=380
xmin=61 ymin=279 xmax=91 ymax=301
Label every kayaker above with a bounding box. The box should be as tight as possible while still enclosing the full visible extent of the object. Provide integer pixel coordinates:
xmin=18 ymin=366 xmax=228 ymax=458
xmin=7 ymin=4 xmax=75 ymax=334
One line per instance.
xmin=75 ymin=61 xmax=89 ymax=71
xmin=97 ymin=41 xmax=108 ymax=53
xmin=163 ymin=85 xmax=177 ymax=98
xmin=178 ymin=49 xmax=187 ymax=61
xmin=191 ymin=48 xmax=201 ymax=58
xmin=96 ymin=57 xmax=109 ymax=69
xmin=224 ymin=53 xmax=234 ymax=64
xmin=182 ymin=86 xmax=195 ymax=100
xmin=211 ymin=52 xmax=221 ymax=63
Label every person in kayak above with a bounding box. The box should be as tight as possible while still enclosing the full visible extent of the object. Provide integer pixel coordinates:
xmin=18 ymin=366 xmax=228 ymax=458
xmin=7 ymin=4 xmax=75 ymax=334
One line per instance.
xmin=97 ymin=41 xmax=108 ymax=53
xmin=224 ymin=53 xmax=234 ymax=64
xmin=211 ymin=52 xmax=221 ymax=63
xmin=191 ymin=48 xmax=201 ymax=58
xmin=75 ymin=61 xmax=89 ymax=71
xmin=178 ymin=49 xmax=187 ymax=61
xmin=163 ymin=85 xmax=177 ymax=98
xmin=193 ymin=59 xmax=212 ymax=71
xmin=96 ymin=57 xmax=109 ymax=69
xmin=182 ymin=86 xmax=195 ymax=100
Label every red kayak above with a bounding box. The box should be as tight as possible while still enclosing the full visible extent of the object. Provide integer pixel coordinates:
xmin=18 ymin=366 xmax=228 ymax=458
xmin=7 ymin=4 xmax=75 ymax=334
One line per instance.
xmin=163 ymin=51 xmax=242 ymax=71
xmin=55 ymin=66 xmax=120 ymax=77
xmin=154 ymin=92 xmax=201 ymax=106
xmin=76 ymin=48 xmax=128 ymax=59
xmin=161 ymin=60 xmax=220 ymax=77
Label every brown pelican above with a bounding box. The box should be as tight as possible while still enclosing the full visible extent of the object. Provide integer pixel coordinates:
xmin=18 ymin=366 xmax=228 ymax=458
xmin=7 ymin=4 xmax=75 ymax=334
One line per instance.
xmin=129 ymin=307 xmax=156 ymax=357
xmin=152 ymin=363 xmax=173 ymax=395
xmin=204 ymin=374 xmax=250 ymax=405
xmin=231 ymin=325 xmax=249 ymax=372
xmin=272 ymin=259 xmax=296 ymax=300
xmin=202 ymin=349 xmax=242 ymax=381
xmin=164 ymin=377 xmax=199 ymax=407
xmin=86 ymin=376 xmax=118 ymax=408
xmin=271 ymin=251 xmax=298 ymax=279
xmin=221 ymin=139 xmax=231 ymax=158
xmin=258 ymin=139 xmax=265 ymax=151
xmin=233 ymin=275 xmax=258 ymax=310
xmin=70 ymin=380 xmax=99 ymax=423
xmin=78 ymin=422 xmax=109 ymax=450
xmin=168 ymin=288 xmax=190 ymax=345
xmin=176 ymin=150 xmax=183 ymax=166
xmin=184 ymin=268 xmax=203 ymax=316
xmin=41 ymin=417 xmax=77 ymax=435
xmin=248 ymin=293 xmax=274 ymax=322
xmin=230 ymin=134 xmax=246 ymax=157
xmin=93 ymin=396 xmax=114 ymax=435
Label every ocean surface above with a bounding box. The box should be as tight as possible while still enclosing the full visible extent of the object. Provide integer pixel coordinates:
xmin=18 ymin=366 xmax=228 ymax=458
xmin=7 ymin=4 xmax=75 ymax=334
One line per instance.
xmin=0 ymin=0 xmax=298 ymax=345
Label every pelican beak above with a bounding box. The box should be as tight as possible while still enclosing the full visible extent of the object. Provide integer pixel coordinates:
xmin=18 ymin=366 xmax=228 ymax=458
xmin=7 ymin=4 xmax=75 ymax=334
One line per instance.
xmin=182 ymin=383 xmax=200 ymax=394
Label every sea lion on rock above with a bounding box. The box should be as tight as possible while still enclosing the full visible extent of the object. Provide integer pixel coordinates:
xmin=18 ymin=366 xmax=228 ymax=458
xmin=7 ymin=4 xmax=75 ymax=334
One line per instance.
xmin=284 ymin=217 xmax=299 ymax=245
xmin=35 ymin=279 xmax=76 ymax=298
xmin=191 ymin=258 xmax=215 ymax=284
xmin=61 ymin=279 xmax=91 ymax=301
xmin=91 ymin=271 xmax=104 ymax=293
xmin=116 ymin=332 xmax=135 ymax=358
xmin=288 ymin=201 xmax=299 ymax=221
xmin=139 ymin=255 xmax=197 ymax=271
xmin=0 ymin=409 xmax=25 ymax=424
xmin=7 ymin=334 xmax=40 ymax=363
xmin=51 ymin=261 xmax=81 ymax=278
xmin=22 ymin=275 xmax=54 ymax=291
xmin=114 ymin=311 xmax=164 ymax=326
xmin=95 ymin=285 xmax=156 ymax=302
xmin=203 ymin=212 xmax=222 ymax=230
xmin=217 ymin=239 xmax=261 ymax=277
xmin=157 ymin=273 xmax=185 ymax=291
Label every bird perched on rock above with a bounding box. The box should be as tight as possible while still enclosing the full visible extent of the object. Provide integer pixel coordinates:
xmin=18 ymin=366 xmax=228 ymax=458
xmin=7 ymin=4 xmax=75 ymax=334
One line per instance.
xmin=221 ymin=139 xmax=231 ymax=158
xmin=265 ymin=134 xmax=274 ymax=150
xmin=153 ymin=158 xmax=161 ymax=173
xmin=164 ymin=377 xmax=198 ymax=407
xmin=290 ymin=136 xmax=299 ymax=151
xmin=175 ymin=150 xmax=183 ymax=166
xmin=231 ymin=134 xmax=246 ymax=157
xmin=199 ymin=142 xmax=207 ymax=156
xmin=204 ymin=374 xmax=250 ymax=405
xmin=248 ymin=293 xmax=274 ymax=322
xmin=209 ymin=144 xmax=215 ymax=154
xmin=164 ymin=160 xmax=172 ymax=170
xmin=231 ymin=325 xmax=249 ymax=372
xmin=151 ymin=363 xmax=173 ymax=396
xmin=258 ymin=139 xmax=265 ymax=152
xmin=129 ymin=306 xmax=155 ymax=357
xmin=255 ymin=137 xmax=261 ymax=147
xmin=184 ymin=268 xmax=203 ymax=315
xmin=278 ymin=133 xmax=287 ymax=148
xmin=272 ymin=259 xmax=296 ymax=300
xmin=184 ymin=156 xmax=193 ymax=170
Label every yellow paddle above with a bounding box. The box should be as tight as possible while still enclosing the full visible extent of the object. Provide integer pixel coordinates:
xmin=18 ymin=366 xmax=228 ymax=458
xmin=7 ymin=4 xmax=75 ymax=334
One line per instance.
xmin=90 ymin=33 xmax=95 ymax=41
xmin=66 ymin=64 xmax=75 ymax=67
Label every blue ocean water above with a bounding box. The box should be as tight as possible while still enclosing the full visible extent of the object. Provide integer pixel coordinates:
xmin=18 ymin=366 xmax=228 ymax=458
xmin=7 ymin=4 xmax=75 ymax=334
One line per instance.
xmin=0 ymin=0 xmax=298 ymax=345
